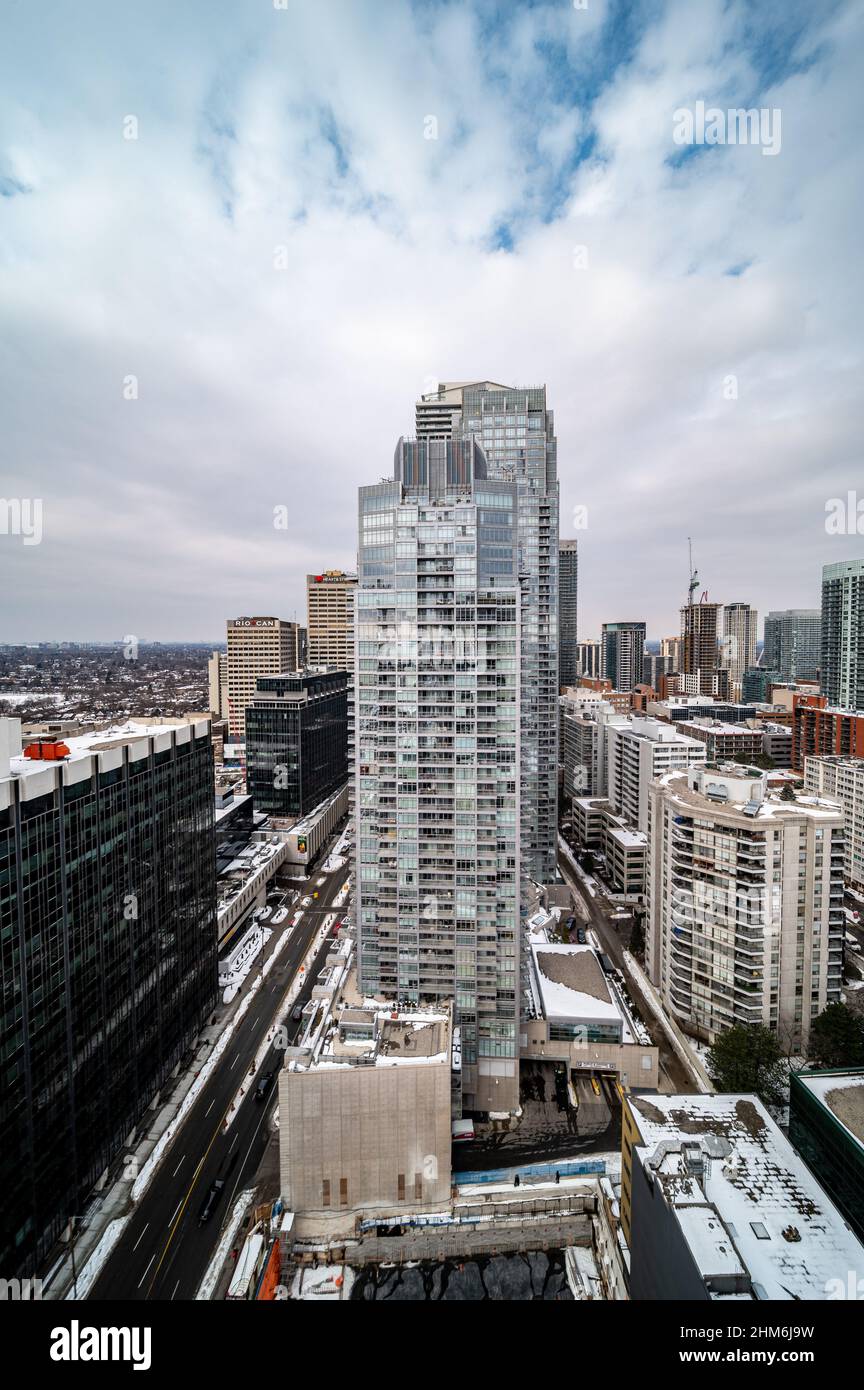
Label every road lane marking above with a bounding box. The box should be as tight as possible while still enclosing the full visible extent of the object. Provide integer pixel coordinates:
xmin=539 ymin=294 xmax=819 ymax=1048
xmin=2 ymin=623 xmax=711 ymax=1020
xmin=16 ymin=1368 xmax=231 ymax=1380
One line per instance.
xmin=132 ymin=1223 xmax=149 ymax=1252
xmin=169 ymin=1201 xmax=183 ymax=1226
xmin=137 ymin=1254 xmax=156 ymax=1289
xmin=144 ymin=908 xmax=338 ymax=1298
xmin=172 ymin=1155 xmax=186 ymax=1177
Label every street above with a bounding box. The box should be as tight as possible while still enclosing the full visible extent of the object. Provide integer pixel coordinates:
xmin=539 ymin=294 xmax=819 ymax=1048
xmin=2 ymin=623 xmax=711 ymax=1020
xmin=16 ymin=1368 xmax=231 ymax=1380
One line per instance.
xmin=88 ymin=843 xmax=350 ymax=1302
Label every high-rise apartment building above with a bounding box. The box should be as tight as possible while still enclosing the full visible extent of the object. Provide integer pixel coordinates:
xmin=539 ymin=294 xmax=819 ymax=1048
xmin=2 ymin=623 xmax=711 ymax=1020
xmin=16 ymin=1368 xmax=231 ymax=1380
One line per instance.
xmin=648 ymin=764 xmax=844 ymax=1049
xmin=642 ymin=651 xmax=672 ymax=688
xmin=208 ymin=649 xmax=229 ymax=719
xmin=822 ymin=560 xmax=864 ymax=711
xmin=680 ymin=599 xmax=720 ymax=694
xmin=354 ymin=436 xmax=521 ymax=1112
xmin=660 ymin=635 xmax=682 ymax=670
xmin=246 ymin=670 xmax=348 ymax=818
xmin=763 ymin=609 xmax=822 ymax=683
xmin=414 ymin=380 xmax=559 ymax=883
xmin=804 ymin=755 xmax=864 ymax=891
xmin=559 ymin=540 xmax=579 ymax=688
xmin=306 ymin=570 xmax=357 ymax=671
xmin=721 ymin=603 xmax=757 ymax=694
xmin=792 ymin=693 xmax=864 ymax=769
xmin=605 ymin=718 xmax=706 ymax=835
xmin=601 ymin=622 xmax=646 ymax=693
xmin=225 ymin=617 xmax=305 ymax=738
xmin=559 ymin=692 xmax=620 ymax=800
xmin=577 ymin=638 xmax=601 ymax=680
xmin=0 ymin=716 xmax=217 ymax=1279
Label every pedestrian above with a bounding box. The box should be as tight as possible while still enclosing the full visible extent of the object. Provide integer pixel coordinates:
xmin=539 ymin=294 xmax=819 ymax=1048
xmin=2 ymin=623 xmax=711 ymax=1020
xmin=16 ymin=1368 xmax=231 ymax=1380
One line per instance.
xmin=514 ymin=1173 xmax=520 ymax=1187
xmin=555 ymin=1170 xmax=560 ymax=1184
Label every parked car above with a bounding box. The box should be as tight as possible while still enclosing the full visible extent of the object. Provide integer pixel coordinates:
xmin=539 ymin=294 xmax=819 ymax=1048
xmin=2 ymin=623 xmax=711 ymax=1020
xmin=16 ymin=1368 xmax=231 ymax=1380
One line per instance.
xmin=291 ymin=1005 xmax=303 ymax=1022
xmin=255 ymin=1071 xmax=274 ymax=1102
xmin=272 ymin=907 xmax=288 ymax=925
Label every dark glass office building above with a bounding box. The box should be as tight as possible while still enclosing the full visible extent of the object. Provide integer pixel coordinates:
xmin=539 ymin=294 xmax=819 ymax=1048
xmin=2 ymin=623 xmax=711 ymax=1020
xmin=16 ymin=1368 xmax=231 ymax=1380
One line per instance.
xmin=246 ymin=670 xmax=348 ymax=817
xmin=0 ymin=718 xmax=217 ymax=1279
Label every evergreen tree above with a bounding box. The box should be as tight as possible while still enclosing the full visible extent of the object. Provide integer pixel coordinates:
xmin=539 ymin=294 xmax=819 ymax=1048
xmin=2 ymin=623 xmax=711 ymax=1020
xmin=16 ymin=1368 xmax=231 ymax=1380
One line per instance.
xmin=806 ymin=1003 xmax=864 ymax=1070
xmin=707 ymin=1024 xmax=787 ymax=1107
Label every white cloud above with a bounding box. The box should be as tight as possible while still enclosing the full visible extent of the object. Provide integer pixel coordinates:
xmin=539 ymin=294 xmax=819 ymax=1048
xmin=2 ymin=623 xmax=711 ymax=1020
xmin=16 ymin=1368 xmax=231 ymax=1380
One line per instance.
xmin=0 ymin=0 xmax=861 ymax=640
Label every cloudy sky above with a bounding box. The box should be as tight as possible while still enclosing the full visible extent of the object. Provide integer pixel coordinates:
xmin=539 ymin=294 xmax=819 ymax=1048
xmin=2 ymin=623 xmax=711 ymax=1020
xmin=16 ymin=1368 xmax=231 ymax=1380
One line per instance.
xmin=1 ymin=0 xmax=862 ymax=643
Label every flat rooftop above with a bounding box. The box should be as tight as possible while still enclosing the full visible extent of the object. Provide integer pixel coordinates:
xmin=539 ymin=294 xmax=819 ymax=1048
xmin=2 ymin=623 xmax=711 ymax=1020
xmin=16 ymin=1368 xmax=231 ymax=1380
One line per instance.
xmin=7 ymin=718 xmax=208 ymax=779
xmin=798 ymin=1071 xmax=864 ymax=1151
xmin=531 ymin=943 xmax=620 ymax=1023
xmin=628 ymin=1092 xmax=864 ymax=1300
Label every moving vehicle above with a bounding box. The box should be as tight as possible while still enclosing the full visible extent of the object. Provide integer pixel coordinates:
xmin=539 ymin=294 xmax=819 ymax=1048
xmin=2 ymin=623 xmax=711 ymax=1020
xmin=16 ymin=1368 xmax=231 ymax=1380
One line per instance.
xmin=198 ymin=1178 xmax=225 ymax=1226
xmin=451 ymin=1118 xmax=475 ymax=1142
xmin=291 ymin=1005 xmax=303 ymax=1022
xmin=255 ymin=1071 xmax=274 ymax=1101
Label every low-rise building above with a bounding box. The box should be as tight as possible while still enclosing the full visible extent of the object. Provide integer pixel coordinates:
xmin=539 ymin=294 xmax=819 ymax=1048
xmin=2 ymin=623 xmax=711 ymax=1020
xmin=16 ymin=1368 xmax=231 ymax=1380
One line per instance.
xmin=524 ymin=942 xmax=658 ymax=1088
xmin=279 ymin=954 xmax=453 ymax=1237
xmin=759 ymin=722 xmax=793 ymax=765
xmin=622 ymin=1091 xmax=864 ymax=1301
xmin=789 ymin=1067 xmax=864 ymax=1245
xmin=674 ymin=718 xmax=765 ymax=763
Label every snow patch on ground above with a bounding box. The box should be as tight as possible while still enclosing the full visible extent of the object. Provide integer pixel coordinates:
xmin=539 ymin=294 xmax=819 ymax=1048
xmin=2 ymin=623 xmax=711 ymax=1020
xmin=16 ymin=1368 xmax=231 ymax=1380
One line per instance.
xmin=196 ymin=1190 xmax=256 ymax=1300
xmin=65 ymin=1218 xmax=127 ymax=1301
xmin=291 ymin=1263 xmax=355 ymax=1300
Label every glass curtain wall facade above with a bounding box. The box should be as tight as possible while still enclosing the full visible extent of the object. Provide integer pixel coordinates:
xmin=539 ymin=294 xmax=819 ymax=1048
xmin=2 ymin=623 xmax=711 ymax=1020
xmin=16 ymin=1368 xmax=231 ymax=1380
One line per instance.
xmin=246 ymin=671 xmax=348 ymax=818
xmin=763 ymin=610 xmax=822 ymax=683
xmin=452 ymin=386 xmax=559 ymax=884
xmin=822 ymin=561 xmax=864 ymax=711
xmin=0 ymin=724 xmax=217 ymax=1279
xmin=355 ymin=437 xmax=521 ymax=1111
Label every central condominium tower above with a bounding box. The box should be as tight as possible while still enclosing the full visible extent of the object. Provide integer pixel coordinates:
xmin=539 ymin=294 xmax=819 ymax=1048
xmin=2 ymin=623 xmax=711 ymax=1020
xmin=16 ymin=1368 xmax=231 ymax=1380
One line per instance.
xmin=416 ymin=381 xmax=559 ymax=882
xmin=354 ymin=436 xmax=521 ymax=1111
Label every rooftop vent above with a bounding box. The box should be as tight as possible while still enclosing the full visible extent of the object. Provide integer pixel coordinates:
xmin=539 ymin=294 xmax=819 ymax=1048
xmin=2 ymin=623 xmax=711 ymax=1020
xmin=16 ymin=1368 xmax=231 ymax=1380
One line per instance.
xmin=23 ymin=740 xmax=70 ymax=761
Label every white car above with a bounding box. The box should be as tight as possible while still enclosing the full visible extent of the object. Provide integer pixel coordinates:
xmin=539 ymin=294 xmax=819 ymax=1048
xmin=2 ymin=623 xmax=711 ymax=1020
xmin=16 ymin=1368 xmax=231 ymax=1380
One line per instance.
xmin=301 ymin=896 xmax=312 ymax=908
xmin=258 ymin=905 xmax=273 ymax=921
xmin=272 ymin=907 xmax=289 ymax=925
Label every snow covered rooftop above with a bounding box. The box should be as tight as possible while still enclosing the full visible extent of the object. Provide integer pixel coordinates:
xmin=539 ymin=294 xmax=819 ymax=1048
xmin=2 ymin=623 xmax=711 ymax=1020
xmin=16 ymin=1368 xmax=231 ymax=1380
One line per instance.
xmin=7 ymin=718 xmax=209 ymax=780
xmin=531 ymin=943 xmax=621 ymax=1026
xmin=798 ymin=1071 xmax=864 ymax=1152
xmin=628 ymin=1092 xmax=864 ymax=1300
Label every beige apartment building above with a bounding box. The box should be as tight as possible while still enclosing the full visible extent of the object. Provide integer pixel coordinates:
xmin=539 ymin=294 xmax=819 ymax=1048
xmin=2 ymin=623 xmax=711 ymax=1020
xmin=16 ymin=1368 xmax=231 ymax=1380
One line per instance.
xmin=225 ymin=617 xmax=305 ymax=737
xmin=208 ymin=650 xmax=228 ymax=719
xmin=306 ymin=570 xmax=356 ymax=671
xmin=648 ymin=764 xmax=845 ymax=1050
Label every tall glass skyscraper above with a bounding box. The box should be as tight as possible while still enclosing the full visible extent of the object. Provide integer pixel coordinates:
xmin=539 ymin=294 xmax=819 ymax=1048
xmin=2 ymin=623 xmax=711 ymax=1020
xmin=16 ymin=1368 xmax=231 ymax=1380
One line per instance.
xmin=354 ymin=436 xmax=521 ymax=1111
xmin=416 ymin=382 xmax=559 ymax=883
xmin=822 ymin=561 xmax=864 ymax=710
xmin=559 ymin=540 xmax=579 ymax=688
xmin=763 ymin=609 xmax=822 ymax=683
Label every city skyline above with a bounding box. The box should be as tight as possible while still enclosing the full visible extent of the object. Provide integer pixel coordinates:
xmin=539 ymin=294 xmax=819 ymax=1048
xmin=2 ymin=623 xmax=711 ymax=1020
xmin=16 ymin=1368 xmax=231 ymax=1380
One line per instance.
xmin=2 ymin=0 xmax=863 ymax=640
